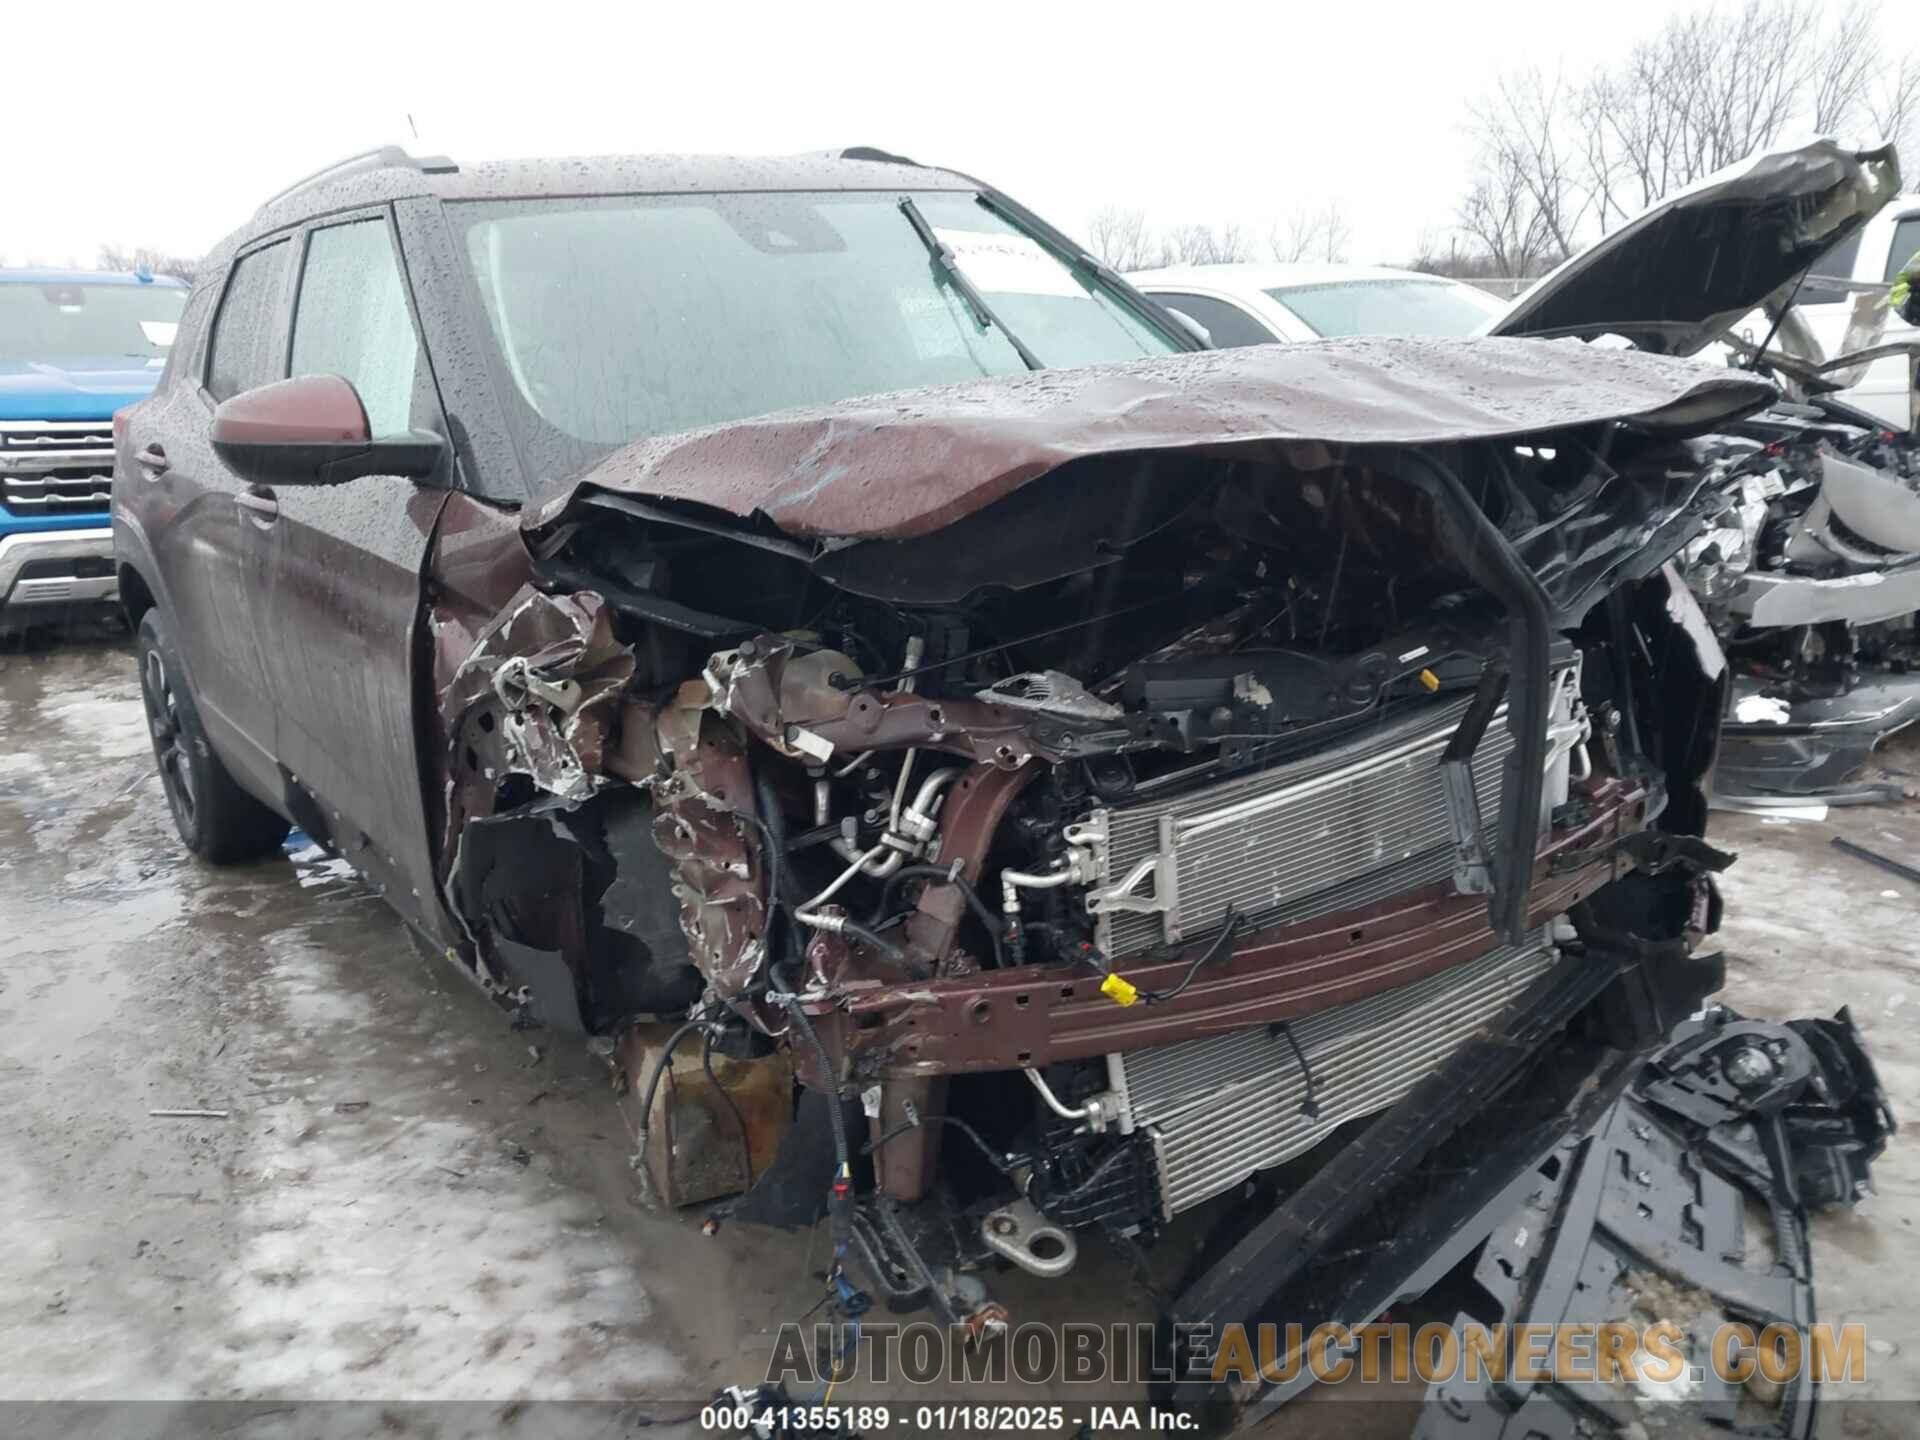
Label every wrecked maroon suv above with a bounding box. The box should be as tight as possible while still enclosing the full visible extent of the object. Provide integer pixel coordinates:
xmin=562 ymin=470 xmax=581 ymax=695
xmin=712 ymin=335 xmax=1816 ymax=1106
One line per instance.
xmin=114 ymin=147 xmax=1776 ymax=1415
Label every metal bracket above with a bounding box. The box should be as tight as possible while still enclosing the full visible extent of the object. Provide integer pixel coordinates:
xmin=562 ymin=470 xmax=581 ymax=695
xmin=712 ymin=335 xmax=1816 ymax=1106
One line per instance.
xmin=1439 ymin=668 xmax=1506 ymax=897
xmin=981 ymin=1197 xmax=1078 ymax=1278
xmin=490 ymin=655 xmax=583 ymax=716
xmin=1550 ymin=829 xmax=1737 ymax=877
xmin=1066 ymin=811 xmax=1182 ymax=945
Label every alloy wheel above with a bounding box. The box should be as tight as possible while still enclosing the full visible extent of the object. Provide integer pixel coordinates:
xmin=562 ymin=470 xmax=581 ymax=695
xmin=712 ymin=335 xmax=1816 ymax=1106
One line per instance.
xmin=142 ymin=647 xmax=196 ymax=827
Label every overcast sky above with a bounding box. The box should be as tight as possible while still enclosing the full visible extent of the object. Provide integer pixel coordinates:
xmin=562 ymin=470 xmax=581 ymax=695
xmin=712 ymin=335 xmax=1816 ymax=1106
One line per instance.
xmin=0 ymin=0 xmax=1882 ymax=269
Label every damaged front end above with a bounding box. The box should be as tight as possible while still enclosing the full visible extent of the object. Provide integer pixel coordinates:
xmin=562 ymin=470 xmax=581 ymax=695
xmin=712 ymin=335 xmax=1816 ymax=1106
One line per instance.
xmin=1490 ymin=137 xmax=1920 ymax=804
xmin=423 ymin=335 xmax=1817 ymax=1418
xmin=1679 ymin=405 xmax=1920 ymax=803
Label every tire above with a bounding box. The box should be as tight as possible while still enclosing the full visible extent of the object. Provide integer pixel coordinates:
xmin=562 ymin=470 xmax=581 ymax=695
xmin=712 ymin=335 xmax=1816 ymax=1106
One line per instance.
xmin=136 ymin=608 xmax=288 ymax=863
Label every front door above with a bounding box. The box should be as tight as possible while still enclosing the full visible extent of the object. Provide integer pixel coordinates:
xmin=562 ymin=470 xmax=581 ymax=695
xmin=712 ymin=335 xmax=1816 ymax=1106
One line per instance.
xmin=254 ymin=211 xmax=454 ymax=939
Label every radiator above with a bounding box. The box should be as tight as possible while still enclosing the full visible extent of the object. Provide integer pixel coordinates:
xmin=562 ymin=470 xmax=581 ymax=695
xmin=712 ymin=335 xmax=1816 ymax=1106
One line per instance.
xmin=1116 ymin=929 xmax=1561 ymax=1218
xmin=1081 ymin=691 xmax=1516 ymax=958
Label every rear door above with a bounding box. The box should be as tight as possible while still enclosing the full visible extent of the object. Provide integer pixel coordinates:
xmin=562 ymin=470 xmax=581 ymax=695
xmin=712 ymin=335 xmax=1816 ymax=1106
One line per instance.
xmin=255 ymin=209 xmax=455 ymax=938
xmin=132 ymin=238 xmax=293 ymax=801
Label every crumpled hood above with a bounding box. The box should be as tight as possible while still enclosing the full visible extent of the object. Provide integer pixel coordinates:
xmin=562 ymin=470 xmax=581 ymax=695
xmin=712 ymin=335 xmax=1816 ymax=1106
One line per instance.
xmin=0 ymin=357 xmax=167 ymax=420
xmin=1487 ymin=139 xmax=1901 ymax=357
xmin=527 ymin=335 xmax=1774 ymax=543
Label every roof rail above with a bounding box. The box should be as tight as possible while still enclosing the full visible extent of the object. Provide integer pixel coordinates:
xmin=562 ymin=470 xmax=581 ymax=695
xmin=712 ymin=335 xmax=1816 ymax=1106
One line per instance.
xmin=256 ymin=146 xmax=458 ymax=215
xmin=838 ymin=145 xmax=922 ymax=168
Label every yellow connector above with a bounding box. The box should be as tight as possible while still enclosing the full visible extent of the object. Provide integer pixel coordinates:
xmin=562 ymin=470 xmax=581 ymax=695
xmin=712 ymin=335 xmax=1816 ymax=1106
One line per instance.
xmin=1100 ymin=972 xmax=1140 ymax=1007
xmin=1418 ymin=668 xmax=1441 ymax=693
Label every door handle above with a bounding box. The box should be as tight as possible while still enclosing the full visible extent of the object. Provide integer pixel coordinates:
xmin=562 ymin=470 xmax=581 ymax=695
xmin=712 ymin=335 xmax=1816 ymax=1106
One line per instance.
xmin=235 ymin=487 xmax=279 ymax=522
xmin=136 ymin=443 xmax=169 ymax=478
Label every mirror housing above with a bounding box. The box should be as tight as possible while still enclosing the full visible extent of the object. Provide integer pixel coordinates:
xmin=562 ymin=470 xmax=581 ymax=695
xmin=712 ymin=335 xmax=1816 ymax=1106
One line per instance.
xmin=1162 ymin=306 xmax=1213 ymax=348
xmin=211 ymin=374 xmax=446 ymax=487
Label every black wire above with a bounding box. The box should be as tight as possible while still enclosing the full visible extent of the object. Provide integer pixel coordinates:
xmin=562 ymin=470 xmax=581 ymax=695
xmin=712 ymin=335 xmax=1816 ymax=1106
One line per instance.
xmin=702 ymin=1028 xmax=755 ymax=1191
xmin=633 ymin=1019 xmax=704 ymax=1156
xmin=767 ymin=968 xmax=851 ymax=1195
xmin=863 ymin=1111 xmax=1015 ymax=1176
xmin=733 ymin=802 xmax=797 ymax=1001
xmin=1271 ymin=1019 xmax=1323 ymax=1120
xmin=870 ymin=864 xmax=1007 ymax=968
xmin=732 ymin=799 xmax=852 ymax=1206
xmin=740 ymin=787 xmax=787 ymax=917
xmin=1136 ymin=908 xmax=1242 ymax=1005
xmin=837 ymin=917 xmax=923 ymax=976
xmin=1047 ymin=1142 xmax=1135 ymax=1202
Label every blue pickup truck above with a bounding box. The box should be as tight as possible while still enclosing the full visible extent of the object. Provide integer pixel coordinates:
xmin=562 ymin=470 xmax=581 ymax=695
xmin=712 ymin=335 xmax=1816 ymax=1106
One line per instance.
xmin=1 ymin=268 xmax=189 ymax=629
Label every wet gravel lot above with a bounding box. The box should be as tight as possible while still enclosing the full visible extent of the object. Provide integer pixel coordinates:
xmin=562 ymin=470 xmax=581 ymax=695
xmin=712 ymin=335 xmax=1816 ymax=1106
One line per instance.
xmin=3 ymin=627 xmax=1917 ymax=1435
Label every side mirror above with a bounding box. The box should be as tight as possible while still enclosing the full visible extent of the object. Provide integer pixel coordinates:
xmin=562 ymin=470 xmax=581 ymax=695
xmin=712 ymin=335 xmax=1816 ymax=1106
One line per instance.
xmin=1162 ymin=306 xmax=1214 ymax=347
xmin=211 ymin=374 xmax=445 ymax=487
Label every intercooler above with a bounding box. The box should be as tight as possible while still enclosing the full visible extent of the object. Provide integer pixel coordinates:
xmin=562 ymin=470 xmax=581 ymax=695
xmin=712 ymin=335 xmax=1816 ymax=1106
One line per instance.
xmin=1115 ymin=928 xmax=1561 ymax=1218
xmin=1078 ymin=688 xmax=1523 ymax=958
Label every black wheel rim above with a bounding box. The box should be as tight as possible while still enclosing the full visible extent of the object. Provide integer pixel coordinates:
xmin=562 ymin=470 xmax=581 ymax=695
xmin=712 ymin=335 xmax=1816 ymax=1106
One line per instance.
xmin=142 ymin=647 xmax=196 ymax=828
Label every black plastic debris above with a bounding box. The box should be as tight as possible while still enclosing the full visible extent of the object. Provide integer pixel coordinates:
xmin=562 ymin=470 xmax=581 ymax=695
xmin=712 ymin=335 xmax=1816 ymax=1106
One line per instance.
xmin=1415 ymin=1007 xmax=1893 ymax=1439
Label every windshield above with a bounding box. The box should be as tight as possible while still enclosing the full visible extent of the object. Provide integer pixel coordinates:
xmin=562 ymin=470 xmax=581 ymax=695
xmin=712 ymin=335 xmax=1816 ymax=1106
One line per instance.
xmin=453 ymin=190 xmax=1178 ymax=478
xmin=1265 ymin=278 xmax=1503 ymax=338
xmin=0 ymin=281 xmax=186 ymax=364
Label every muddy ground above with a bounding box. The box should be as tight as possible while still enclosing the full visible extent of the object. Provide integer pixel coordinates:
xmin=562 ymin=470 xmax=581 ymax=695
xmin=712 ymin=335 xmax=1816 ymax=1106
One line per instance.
xmin=3 ymin=628 xmax=1917 ymax=1438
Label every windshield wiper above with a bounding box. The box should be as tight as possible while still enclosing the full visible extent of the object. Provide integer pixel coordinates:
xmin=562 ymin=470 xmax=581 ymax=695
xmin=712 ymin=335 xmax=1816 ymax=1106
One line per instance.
xmin=973 ymin=190 xmax=1210 ymax=352
xmin=897 ymin=196 xmax=1043 ymax=371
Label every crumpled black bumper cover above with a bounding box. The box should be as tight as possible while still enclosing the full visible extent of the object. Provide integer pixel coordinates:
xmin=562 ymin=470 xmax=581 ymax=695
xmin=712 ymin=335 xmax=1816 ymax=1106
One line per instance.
xmin=1419 ymin=1006 xmax=1891 ymax=1440
xmin=1718 ymin=671 xmax=1920 ymax=799
xmin=1164 ymin=978 xmax=1891 ymax=1438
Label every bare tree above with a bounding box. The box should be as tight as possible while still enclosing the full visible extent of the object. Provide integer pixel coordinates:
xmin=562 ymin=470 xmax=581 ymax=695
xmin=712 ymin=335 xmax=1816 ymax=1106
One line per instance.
xmin=1269 ymin=203 xmax=1352 ymax=263
xmin=1459 ymin=0 xmax=1920 ymax=267
xmin=1086 ymin=207 xmax=1161 ymax=272
xmin=1465 ymin=68 xmax=1584 ymax=261
xmin=1162 ymin=222 xmax=1255 ymax=265
xmin=1456 ymin=149 xmax=1563 ymax=278
xmin=1811 ymin=0 xmax=1879 ymax=133
xmin=97 ymin=244 xmax=201 ymax=283
xmin=1577 ymin=0 xmax=1899 ymax=227
xmin=1868 ymin=50 xmax=1920 ymax=168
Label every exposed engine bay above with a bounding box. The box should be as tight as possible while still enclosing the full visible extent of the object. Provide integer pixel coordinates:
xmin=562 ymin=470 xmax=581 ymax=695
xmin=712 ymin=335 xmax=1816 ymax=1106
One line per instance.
xmin=1483 ymin=135 xmax=1920 ymax=805
xmin=403 ymin=328 xmax=1797 ymax=1432
xmin=1681 ymin=400 xmax=1920 ymax=798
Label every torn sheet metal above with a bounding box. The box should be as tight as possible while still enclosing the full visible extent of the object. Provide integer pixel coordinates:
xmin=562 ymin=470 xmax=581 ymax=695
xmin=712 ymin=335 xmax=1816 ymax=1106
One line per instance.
xmin=523 ymin=337 xmax=1774 ymax=544
xmin=647 ymin=685 xmax=771 ymax=1000
xmin=443 ymin=584 xmax=636 ymax=798
xmin=709 ymin=636 xmax=1074 ymax=769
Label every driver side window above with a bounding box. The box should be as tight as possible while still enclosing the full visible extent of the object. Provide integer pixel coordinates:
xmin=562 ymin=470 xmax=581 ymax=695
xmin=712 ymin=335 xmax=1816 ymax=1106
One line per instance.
xmin=291 ymin=218 xmax=425 ymax=437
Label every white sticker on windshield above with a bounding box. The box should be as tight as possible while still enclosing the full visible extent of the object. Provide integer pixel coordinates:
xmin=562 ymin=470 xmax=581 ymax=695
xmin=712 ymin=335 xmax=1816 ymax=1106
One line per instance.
xmin=933 ymin=228 xmax=1080 ymax=297
xmin=139 ymin=320 xmax=178 ymax=348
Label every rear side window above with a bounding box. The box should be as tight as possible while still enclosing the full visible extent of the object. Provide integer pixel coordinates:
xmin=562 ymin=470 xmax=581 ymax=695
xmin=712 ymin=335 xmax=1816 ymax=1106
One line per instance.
xmin=206 ymin=241 xmax=292 ymax=400
xmin=159 ymin=285 xmax=213 ymax=392
xmin=291 ymin=218 xmax=424 ymax=437
xmin=1150 ymin=292 xmax=1279 ymax=348
xmin=1883 ymin=216 xmax=1920 ymax=283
